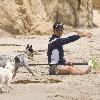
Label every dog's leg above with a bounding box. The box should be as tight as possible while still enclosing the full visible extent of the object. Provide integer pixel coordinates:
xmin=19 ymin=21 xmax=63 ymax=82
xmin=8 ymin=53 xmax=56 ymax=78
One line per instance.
xmin=4 ymin=82 xmax=9 ymax=93
xmin=7 ymin=79 xmax=13 ymax=89
xmin=0 ymin=84 xmax=4 ymax=93
xmin=5 ymin=85 xmax=9 ymax=93
xmin=8 ymin=84 xmax=13 ymax=89
xmin=12 ymin=67 xmax=18 ymax=78
xmin=5 ymin=82 xmax=13 ymax=93
xmin=25 ymin=66 xmax=35 ymax=76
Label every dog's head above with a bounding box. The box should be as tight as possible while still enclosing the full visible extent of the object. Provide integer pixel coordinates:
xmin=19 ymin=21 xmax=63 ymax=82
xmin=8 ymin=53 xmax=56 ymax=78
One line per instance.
xmin=24 ymin=44 xmax=33 ymax=57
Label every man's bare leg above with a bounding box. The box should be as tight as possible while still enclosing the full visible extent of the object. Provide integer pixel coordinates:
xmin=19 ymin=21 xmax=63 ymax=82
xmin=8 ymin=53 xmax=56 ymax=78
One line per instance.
xmin=58 ymin=65 xmax=91 ymax=75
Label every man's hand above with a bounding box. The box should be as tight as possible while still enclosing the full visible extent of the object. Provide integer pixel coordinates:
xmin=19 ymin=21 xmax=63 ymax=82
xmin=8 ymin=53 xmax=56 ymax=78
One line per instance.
xmin=65 ymin=62 xmax=73 ymax=66
xmin=79 ymin=32 xmax=92 ymax=38
xmin=73 ymin=30 xmax=92 ymax=38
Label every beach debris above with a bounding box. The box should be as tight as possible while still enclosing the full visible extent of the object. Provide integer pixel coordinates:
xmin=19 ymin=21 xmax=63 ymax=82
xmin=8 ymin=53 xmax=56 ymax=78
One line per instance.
xmin=88 ymin=57 xmax=100 ymax=73
xmin=0 ymin=43 xmax=22 ymax=46
xmin=12 ymin=78 xmax=62 ymax=84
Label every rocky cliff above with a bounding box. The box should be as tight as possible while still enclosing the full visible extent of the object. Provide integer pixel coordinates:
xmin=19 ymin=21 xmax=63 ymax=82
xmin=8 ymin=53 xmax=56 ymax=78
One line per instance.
xmin=93 ymin=0 xmax=100 ymax=9
xmin=0 ymin=0 xmax=93 ymax=35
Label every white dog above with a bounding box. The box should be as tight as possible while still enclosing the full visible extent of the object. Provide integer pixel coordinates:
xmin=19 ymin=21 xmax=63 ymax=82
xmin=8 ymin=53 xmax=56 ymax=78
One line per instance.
xmin=0 ymin=60 xmax=14 ymax=93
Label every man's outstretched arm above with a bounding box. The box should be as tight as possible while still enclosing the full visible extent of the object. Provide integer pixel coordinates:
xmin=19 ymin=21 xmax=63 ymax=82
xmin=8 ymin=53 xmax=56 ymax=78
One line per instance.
xmin=49 ymin=34 xmax=80 ymax=46
xmin=49 ymin=31 xmax=91 ymax=46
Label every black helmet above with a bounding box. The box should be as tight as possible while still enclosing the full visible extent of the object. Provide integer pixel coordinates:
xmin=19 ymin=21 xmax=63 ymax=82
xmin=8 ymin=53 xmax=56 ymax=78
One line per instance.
xmin=53 ymin=22 xmax=64 ymax=31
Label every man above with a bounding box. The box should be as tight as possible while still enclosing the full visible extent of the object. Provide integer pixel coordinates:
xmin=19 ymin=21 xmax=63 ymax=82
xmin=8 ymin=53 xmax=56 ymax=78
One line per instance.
xmin=47 ymin=21 xmax=92 ymax=75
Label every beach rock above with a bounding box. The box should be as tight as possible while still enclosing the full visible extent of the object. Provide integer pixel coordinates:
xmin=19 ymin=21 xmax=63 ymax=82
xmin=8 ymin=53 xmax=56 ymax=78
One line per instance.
xmin=0 ymin=0 xmax=93 ymax=35
xmin=93 ymin=0 xmax=100 ymax=9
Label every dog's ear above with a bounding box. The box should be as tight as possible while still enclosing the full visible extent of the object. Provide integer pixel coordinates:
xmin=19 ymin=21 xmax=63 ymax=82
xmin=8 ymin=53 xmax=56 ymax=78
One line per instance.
xmin=29 ymin=45 xmax=33 ymax=53
xmin=26 ymin=44 xmax=29 ymax=49
xmin=29 ymin=45 xmax=32 ymax=49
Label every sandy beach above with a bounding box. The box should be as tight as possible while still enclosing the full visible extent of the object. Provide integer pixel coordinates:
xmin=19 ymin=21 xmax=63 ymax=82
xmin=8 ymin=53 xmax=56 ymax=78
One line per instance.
xmin=0 ymin=25 xmax=100 ymax=100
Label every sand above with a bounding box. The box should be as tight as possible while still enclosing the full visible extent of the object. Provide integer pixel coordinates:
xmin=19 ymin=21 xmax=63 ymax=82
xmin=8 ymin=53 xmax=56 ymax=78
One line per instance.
xmin=0 ymin=10 xmax=100 ymax=100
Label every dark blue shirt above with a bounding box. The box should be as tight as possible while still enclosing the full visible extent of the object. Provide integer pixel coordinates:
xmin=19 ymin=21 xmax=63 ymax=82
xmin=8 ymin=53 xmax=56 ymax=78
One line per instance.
xmin=47 ymin=34 xmax=80 ymax=65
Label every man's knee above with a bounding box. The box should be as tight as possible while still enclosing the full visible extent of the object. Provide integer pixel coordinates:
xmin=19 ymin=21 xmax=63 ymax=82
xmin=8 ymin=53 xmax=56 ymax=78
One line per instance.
xmin=67 ymin=66 xmax=74 ymax=73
